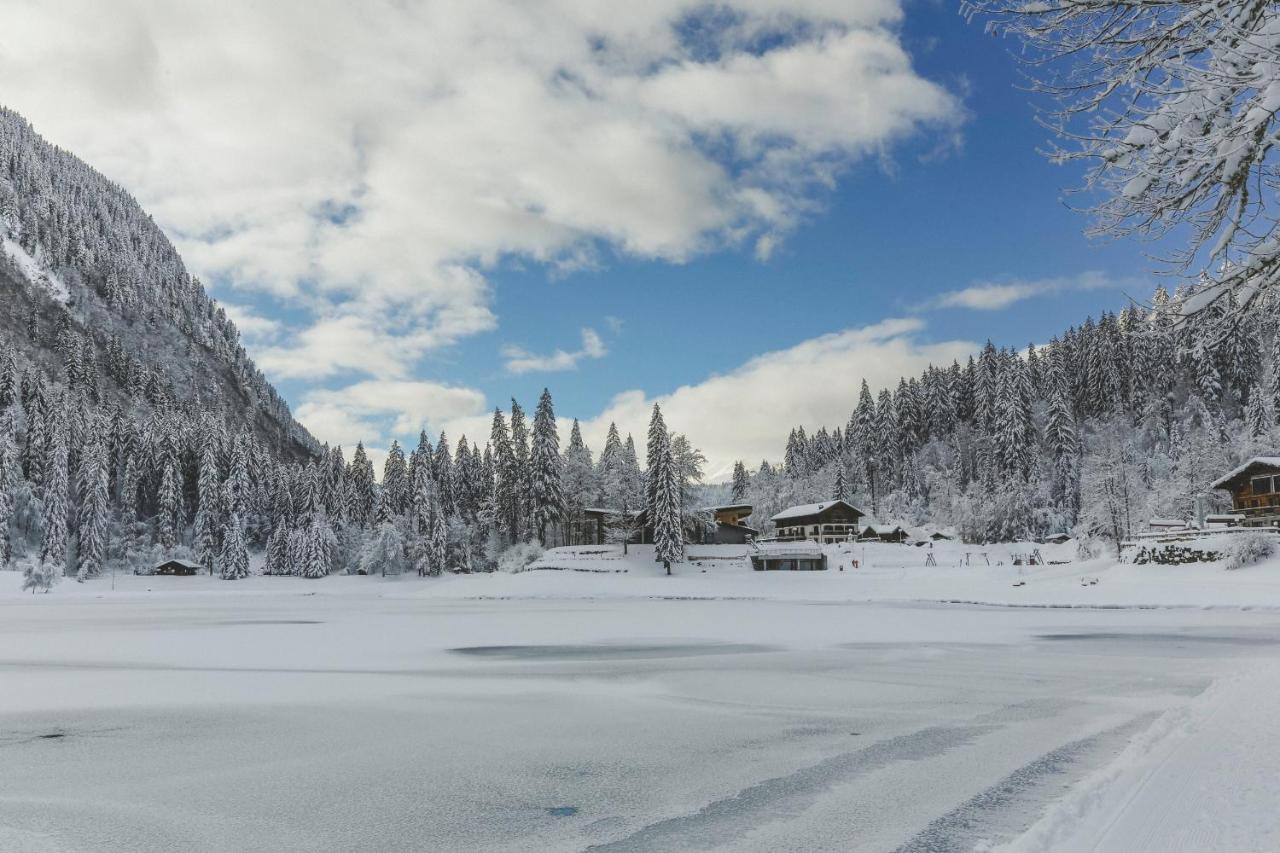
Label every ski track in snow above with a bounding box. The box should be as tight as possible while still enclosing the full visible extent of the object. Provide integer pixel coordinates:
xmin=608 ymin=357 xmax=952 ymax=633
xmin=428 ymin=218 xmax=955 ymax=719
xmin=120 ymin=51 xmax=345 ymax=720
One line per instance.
xmin=586 ymin=725 xmax=993 ymax=853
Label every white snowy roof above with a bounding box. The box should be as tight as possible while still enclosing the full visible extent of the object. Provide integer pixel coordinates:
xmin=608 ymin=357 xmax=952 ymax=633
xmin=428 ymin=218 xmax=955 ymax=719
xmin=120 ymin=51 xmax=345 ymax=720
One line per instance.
xmin=755 ymin=540 xmax=823 ymax=555
xmin=155 ymin=558 xmax=204 ymax=569
xmin=1210 ymin=458 xmax=1280 ymax=490
xmin=771 ymin=500 xmax=864 ymax=522
xmin=1149 ymin=518 xmax=1188 ymax=528
xmin=701 ymin=504 xmax=752 ymax=515
xmin=864 ymin=524 xmax=905 ymax=535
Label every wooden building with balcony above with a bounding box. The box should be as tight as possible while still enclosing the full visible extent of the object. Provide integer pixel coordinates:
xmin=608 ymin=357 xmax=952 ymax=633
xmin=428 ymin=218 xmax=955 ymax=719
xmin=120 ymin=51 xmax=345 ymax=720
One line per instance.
xmin=1210 ymin=457 xmax=1280 ymax=528
xmin=771 ymin=500 xmax=866 ymax=544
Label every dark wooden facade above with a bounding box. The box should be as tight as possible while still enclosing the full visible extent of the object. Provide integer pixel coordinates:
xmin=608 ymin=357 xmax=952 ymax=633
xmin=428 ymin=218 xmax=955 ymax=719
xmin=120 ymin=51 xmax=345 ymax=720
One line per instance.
xmin=146 ymin=559 xmax=204 ymax=576
xmin=1211 ymin=458 xmax=1280 ymax=528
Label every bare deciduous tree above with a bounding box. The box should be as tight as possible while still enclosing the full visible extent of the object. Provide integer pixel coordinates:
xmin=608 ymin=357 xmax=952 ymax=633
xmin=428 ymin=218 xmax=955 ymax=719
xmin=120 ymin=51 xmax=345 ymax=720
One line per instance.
xmin=966 ymin=1 xmax=1280 ymax=315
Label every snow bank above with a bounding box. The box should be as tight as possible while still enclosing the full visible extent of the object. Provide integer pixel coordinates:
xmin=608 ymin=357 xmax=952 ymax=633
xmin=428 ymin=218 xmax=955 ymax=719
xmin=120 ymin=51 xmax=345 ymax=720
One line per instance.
xmin=994 ymin=660 xmax=1280 ymax=852
xmin=10 ymin=534 xmax=1280 ymax=610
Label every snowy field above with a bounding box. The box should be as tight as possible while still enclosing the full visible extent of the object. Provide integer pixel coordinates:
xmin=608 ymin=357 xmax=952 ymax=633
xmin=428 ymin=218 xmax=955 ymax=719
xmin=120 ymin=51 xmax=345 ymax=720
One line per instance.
xmin=4 ymin=543 xmax=1280 ymax=851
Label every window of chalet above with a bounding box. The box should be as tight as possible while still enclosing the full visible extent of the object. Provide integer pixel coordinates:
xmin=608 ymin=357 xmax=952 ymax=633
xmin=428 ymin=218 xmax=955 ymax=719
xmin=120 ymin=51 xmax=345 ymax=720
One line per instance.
xmin=1253 ymin=476 xmax=1275 ymax=496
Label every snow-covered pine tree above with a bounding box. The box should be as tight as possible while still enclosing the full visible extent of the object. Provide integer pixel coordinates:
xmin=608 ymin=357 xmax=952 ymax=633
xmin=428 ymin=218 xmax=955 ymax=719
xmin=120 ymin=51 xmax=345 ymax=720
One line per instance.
xmin=432 ymin=432 xmax=454 ymax=520
xmin=157 ymin=457 xmax=179 ymax=549
xmin=730 ymin=461 xmax=750 ymax=502
xmin=411 ymin=447 xmax=435 ymax=534
xmin=286 ymin=527 xmax=308 ymax=576
xmin=348 ymin=443 xmax=377 ymax=527
xmin=1270 ymin=330 xmax=1280 ymax=422
xmin=650 ymin=421 xmax=683 ymax=571
xmin=992 ymin=351 xmax=1034 ymax=480
xmin=75 ymin=434 xmax=108 ymax=581
xmin=897 ymin=378 xmax=923 ymax=453
xmin=219 ymin=513 xmax=250 ymax=580
xmin=1246 ymin=391 xmax=1274 ymax=439
xmin=224 ymin=429 xmax=252 ymax=520
xmin=0 ymin=414 xmax=14 ymax=566
xmin=621 ymin=435 xmax=644 ymax=513
xmin=263 ymin=525 xmax=289 ymax=576
xmin=874 ymin=388 xmax=898 ymax=498
xmin=833 ymin=465 xmax=848 ymax=502
xmin=194 ymin=438 xmax=221 ymax=574
xmin=508 ymin=401 xmax=532 ymax=539
xmin=453 ymin=436 xmax=475 ymax=521
xmin=382 ymin=440 xmax=409 ymax=519
xmin=39 ymin=418 xmax=69 ymax=579
xmin=409 ymin=431 xmax=432 ymax=501
xmin=562 ymin=418 xmax=596 ymax=523
xmin=645 ymin=403 xmax=669 ymax=521
xmin=302 ymin=514 xmax=335 ymax=579
xmin=597 ymin=422 xmax=622 ymax=507
xmin=489 ymin=409 xmax=518 ymax=544
xmin=1044 ymin=366 xmax=1080 ymax=525
xmin=974 ymin=341 xmax=999 ymax=432
xmin=428 ymin=511 xmax=447 ymax=577
xmin=530 ymin=389 xmax=564 ymax=545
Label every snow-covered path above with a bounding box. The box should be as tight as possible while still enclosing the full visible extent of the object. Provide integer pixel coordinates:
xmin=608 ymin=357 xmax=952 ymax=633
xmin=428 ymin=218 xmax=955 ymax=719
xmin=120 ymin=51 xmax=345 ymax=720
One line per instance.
xmin=997 ymin=658 xmax=1280 ymax=853
xmin=2 ymin=582 xmax=1279 ymax=851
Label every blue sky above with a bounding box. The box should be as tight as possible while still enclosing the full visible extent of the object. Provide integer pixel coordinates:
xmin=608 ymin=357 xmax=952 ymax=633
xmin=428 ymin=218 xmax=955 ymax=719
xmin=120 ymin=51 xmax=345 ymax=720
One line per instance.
xmin=3 ymin=1 xmax=1164 ymax=476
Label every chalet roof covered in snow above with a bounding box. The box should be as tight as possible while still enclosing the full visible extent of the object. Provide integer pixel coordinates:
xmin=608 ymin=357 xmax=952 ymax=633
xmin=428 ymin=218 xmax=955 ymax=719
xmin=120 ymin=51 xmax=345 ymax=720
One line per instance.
xmin=1210 ymin=458 xmax=1280 ymax=490
xmin=865 ymin=524 xmax=906 ymax=535
xmin=701 ymin=504 xmax=752 ymax=516
xmin=771 ymin=500 xmax=864 ymax=523
xmin=155 ymin=558 xmax=204 ymax=570
xmin=754 ymin=539 xmax=823 ymax=556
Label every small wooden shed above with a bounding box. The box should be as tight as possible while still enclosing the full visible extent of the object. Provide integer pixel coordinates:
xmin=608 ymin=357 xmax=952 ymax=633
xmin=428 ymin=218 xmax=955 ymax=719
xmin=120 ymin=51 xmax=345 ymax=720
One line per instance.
xmin=859 ymin=524 xmax=908 ymax=544
xmin=750 ymin=542 xmax=827 ymax=571
xmin=151 ymin=559 xmax=205 ymax=576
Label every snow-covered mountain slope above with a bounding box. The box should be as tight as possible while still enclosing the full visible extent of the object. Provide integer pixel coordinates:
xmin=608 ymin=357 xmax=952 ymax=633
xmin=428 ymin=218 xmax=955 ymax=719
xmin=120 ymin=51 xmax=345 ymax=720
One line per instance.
xmin=0 ymin=107 xmax=316 ymax=460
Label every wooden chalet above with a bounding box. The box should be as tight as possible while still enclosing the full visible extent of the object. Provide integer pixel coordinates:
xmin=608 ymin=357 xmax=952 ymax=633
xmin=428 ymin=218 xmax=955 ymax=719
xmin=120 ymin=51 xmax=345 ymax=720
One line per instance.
xmin=859 ymin=523 xmax=908 ymax=544
xmin=771 ymin=500 xmax=865 ymax=544
xmin=1210 ymin=457 xmax=1280 ymax=528
xmin=699 ymin=504 xmax=759 ymax=545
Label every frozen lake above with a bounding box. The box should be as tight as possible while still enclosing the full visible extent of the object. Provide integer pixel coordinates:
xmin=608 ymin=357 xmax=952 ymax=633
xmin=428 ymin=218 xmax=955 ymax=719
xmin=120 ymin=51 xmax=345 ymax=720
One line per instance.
xmin=2 ymin=584 xmax=1278 ymax=852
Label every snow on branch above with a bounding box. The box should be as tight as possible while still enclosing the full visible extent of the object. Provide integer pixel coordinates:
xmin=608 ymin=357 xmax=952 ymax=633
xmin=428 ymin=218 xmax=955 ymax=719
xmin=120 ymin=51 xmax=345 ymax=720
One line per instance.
xmin=964 ymin=1 xmax=1280 ymax=317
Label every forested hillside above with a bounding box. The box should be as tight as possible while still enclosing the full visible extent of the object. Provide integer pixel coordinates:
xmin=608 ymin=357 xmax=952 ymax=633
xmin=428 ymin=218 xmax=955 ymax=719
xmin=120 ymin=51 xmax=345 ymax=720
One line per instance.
xmin=732 ymin=287 xmax=1280 ymax=549
xmin=0 ymin=108 xmax=321 ymax=585
xmin=0 ymin=108 xmax=315 ymax=455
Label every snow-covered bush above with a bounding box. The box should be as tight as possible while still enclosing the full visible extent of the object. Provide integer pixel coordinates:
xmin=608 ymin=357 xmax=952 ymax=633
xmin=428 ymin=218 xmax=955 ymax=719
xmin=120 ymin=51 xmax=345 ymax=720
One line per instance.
xmin=1224 ymin=533 xmax=1276 ymax=571
xmin=497 ymin=541 xmax=544 ymax=574
xmin=1075 ymin=536 xmax=1100 ymax=562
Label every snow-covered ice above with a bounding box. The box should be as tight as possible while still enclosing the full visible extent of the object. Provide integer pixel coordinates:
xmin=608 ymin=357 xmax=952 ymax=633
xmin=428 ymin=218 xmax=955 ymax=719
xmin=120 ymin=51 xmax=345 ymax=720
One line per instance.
xmin=5 ymin=546 xmax=1280 ymax=852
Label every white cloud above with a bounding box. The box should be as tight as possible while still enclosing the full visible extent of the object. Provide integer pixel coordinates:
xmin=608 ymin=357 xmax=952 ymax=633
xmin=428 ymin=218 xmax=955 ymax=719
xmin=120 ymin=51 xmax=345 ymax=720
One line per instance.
xmin=502 ymin=327 xmax=609 ymax=375
xmin=218 ymin=302 xmax=281 ymax=343
xmin=0 ymin=0 xmax=962 ymax=388
xmin=295 ymin=380 xmax=488 ymax=449
xmin=927 ymin=271 xmax=1131 ymax=311
xmin=440 ymin=317 xmax=978 ymax=481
